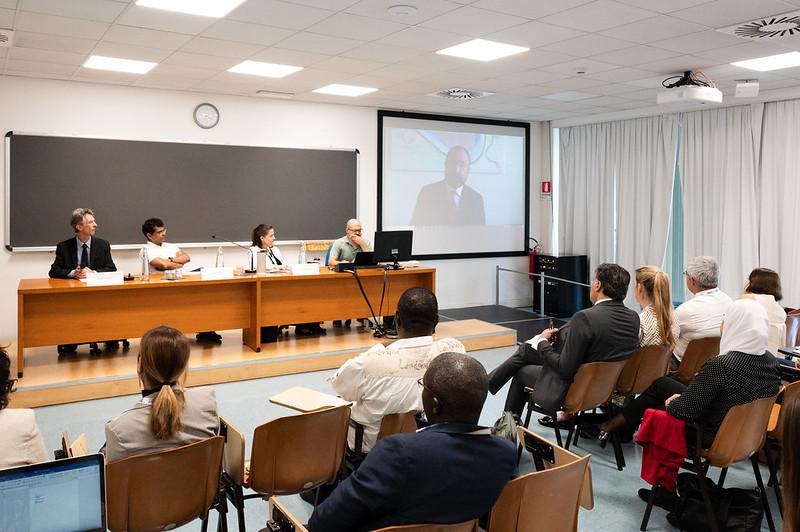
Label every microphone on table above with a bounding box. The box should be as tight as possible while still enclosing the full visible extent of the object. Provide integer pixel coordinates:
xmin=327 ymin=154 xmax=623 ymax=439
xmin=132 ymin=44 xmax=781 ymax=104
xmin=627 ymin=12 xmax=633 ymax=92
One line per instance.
xmin=211 ymin=235 xmax=256 ymax=272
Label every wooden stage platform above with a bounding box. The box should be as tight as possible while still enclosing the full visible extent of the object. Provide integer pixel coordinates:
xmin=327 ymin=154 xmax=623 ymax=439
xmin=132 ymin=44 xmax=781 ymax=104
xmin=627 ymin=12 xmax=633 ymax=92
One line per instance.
xmin=10 ymin=319 xmax=516 ymax=408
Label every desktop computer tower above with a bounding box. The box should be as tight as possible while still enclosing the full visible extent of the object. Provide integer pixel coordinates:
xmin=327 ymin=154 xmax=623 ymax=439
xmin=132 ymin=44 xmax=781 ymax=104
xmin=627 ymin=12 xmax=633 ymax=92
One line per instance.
xmin=532 ymin=254 xmax=591 ymax=318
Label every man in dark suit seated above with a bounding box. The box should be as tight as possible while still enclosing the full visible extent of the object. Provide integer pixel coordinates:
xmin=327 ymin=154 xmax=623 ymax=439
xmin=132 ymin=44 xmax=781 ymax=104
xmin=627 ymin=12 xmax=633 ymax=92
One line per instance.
xmin=488 ymin=262 xmax=640 ymax=419
xmin=308 ymin=352 xmax=516 ymax=532
xmin=49 ymin=208 xmax=118 ymax=353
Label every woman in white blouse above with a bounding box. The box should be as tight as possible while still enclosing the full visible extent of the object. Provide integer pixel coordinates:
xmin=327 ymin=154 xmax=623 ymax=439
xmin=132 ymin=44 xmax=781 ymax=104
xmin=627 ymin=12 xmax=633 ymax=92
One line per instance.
xmin=249 ymin=224 xmax=285 ymax=271
xmin=743 ymin=267 xmax=786 ymax=355
xmin=633 ymin=266 xmax=678 ymax=348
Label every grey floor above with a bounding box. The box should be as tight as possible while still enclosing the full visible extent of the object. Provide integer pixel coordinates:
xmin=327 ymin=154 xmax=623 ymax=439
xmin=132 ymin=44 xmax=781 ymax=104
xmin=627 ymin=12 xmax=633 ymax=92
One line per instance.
xmin=32 ymin=345 xmax=782 ymax=531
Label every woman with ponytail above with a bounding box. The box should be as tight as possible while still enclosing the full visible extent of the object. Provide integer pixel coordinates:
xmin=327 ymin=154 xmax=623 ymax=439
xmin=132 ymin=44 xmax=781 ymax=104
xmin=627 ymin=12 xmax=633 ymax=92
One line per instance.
xmin=104 ymin=326 xmax=218 ymax=462
xmin=634 ymin=266 xmax=678 ymax=348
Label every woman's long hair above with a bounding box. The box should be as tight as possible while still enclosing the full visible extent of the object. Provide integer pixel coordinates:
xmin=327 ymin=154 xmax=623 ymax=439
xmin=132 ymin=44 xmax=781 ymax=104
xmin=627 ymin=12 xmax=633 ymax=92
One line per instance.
xmin=636 ymin=265 xmax=675 ymax=347
xmin=139 ymin=326 xmax=190 ymax=440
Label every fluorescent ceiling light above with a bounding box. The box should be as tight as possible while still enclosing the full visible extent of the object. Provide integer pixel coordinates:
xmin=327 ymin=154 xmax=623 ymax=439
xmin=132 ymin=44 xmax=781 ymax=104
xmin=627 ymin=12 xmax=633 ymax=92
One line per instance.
xmin=228 ymin=60 xmax=303 ymax=78
xmin=731 ymin=51 xmax=800 ymax=71
xmin=136 ymin=0 xmax=246 ymax=18
xmin=313 ymin=84 xmax=378 ymax=97
xmin=436 ymin=39 xmax=529 ymax=62
xmin=83 ymin=55 xmax=157 ymax=74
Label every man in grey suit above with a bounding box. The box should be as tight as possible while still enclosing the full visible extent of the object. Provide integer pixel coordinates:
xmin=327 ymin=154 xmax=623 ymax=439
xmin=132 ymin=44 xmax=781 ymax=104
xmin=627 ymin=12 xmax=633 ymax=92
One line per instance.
xmin=488 ymin=263 xmax=640 ymax=417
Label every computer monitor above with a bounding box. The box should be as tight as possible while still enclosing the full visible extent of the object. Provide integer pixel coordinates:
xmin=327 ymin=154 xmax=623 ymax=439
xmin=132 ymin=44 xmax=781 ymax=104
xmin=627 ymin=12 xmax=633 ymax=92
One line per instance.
xmin=0 ymin=454 xmax=106 ymax=532
xmin=373 ymin=230 xmax=413 ymax=269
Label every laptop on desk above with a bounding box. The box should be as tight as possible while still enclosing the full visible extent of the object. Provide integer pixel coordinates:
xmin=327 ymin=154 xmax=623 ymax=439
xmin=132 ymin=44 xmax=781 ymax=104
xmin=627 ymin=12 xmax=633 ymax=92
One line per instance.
xmin=0 ymin=454 xmax=106 ymax=532
xmin=353 ymin=251 xmax=382 ymax=268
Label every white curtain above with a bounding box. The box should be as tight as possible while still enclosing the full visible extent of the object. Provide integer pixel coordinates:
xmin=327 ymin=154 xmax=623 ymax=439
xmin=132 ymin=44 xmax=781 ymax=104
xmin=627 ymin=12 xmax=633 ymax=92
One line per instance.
xmin=679 ymin=104 xmax=763 ymax=300
xmin=759 ymin=99 xmax=800 ymax=307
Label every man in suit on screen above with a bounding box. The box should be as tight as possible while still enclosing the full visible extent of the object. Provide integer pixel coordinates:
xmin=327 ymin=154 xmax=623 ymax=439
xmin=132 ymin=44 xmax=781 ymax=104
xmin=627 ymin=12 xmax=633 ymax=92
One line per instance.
xmin=410 ymin=145 xmax=485 ymax=226
xmin=49 ymin=207 xmax=116 ymax=279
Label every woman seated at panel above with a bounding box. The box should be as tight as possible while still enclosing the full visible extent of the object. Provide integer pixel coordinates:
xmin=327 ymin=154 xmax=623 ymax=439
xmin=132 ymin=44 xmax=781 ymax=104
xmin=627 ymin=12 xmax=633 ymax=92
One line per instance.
xmin=600 ymin=298 xmax=781 ymax=449
xmin=742 ymin=267 xmax=786 ymax=356
xmin=634 ymin=266 xmax=678 ymax=348
xmin=0 ymin=346 xmax=48 ymax=470
xmin=104 ymin=326 xmax=219 ymax=463
xmin=251 ymin=224 xmax=324 ymax=338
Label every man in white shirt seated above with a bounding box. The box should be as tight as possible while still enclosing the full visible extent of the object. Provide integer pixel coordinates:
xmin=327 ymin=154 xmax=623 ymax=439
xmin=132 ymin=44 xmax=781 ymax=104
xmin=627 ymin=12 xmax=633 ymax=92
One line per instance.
xmin=329 ymin=287 xmax=465 ymax=453
xmin=673 ymin=256 xmax=733 ymax=361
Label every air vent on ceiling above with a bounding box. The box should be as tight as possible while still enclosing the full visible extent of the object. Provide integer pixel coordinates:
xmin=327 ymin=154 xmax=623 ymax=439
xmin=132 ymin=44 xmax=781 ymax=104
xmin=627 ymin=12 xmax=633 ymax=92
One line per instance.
xmin=432 ymin=88 xmax=493 ymax=100
xmin=718 ymin=11 xmax=800 ymax=40
xmin=0 ymin=29 xmax=14 ymax=48
xmin=255 ymin=89 xmax=294 ymax=100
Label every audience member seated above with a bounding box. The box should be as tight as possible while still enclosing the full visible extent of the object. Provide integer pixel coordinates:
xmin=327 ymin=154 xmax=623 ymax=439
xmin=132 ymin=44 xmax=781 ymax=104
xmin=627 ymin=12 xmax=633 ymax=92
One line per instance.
xmin=488 ymin=263 xmax=640 ymax=418
xmin=781 ymin=387 xmax=800 ymax=531
xmin=601 ymin=298 xmax=781 ymax=449
xmin=742 ymin=267 xmax=786 ymax=356
xmin=0 ymin=346 xmax=47 ymax=470
xmin=329 ymin=287 xmax=464 ymax=453
xmin=309 ymin=352 xmax=516 ymax=532
xmin=103 ymin=326 xmax=219 ymax=462
xmin=634 ymin=266 xmax=678 ymax=348
xmin=673 ymin=256 xmax=732 ymax=362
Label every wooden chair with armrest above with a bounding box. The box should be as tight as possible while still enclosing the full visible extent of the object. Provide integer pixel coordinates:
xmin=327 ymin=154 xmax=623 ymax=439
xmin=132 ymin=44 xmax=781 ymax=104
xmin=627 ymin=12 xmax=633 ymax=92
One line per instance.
xmin=105 ymin=436 xmax=227 ymax=532
xmin=670 ymin=336 xmax=721 ymax=385
xmin=522 ymin=359 xmax=628 ymax=470
xmin=639 ymin=395 xmax=778 ymax=532
xmin=763 ymin=380 xmax=800 ymax=517
xmin=786 ymin=312 xmax=800 ymax=348
xmin=616 ymin=345 xmax=673 ymax=398
xmin=220 ymin=405 xmax=350 ymax=532
xmin=347 ymin=411 xmax=418 ymax=471
xmin=486 ymin=426 xmax=593 ymax=532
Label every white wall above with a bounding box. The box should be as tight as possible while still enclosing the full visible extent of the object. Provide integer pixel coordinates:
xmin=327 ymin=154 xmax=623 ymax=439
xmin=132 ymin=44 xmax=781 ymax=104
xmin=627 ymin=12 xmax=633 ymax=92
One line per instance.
xmin=0 ymin=76 xmax=544 ymax=340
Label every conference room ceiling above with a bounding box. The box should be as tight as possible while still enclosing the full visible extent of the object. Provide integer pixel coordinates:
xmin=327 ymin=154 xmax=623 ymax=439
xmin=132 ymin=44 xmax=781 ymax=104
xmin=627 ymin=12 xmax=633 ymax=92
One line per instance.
xmin=3 ymin=0 xmax=800 ymax=122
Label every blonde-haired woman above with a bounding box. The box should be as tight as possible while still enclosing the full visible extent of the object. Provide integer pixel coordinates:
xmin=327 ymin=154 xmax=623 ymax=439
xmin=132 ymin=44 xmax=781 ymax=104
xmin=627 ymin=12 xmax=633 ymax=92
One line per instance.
xmin=104 ymin=326 xmax=218 ymax=462
xmin=634 ymin=265 xmax=678 ymax=348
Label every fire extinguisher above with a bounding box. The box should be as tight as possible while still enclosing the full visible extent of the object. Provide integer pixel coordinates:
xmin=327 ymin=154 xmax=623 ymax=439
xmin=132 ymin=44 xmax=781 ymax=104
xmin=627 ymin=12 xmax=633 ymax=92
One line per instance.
xmin=529 ymin=237 xmax=541 ymax=280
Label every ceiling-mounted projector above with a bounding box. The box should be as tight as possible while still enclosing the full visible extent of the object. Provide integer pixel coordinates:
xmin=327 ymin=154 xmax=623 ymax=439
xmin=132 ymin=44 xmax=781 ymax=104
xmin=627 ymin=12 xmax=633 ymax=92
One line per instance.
xmin=657 ymin=70 xmax=723 ymax=105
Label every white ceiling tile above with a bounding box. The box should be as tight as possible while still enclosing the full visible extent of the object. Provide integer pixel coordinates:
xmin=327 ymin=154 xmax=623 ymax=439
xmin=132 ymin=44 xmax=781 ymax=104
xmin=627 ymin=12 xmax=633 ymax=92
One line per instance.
xmin=590 ymin=45 xmax=680 ymax=66
xmin=249 ymin=47 xmax=330 ymax=66
xmin=5 ymin=59 xmax=79 ymax=75
xmin=13 ymin=31 xmax=97 ymax=53
xmin=538 ymin=33 xmax=633 ymax=58
xmin=8 ymin=46 xmax=87 ymax=65
xmin=282 ymin=0 xmax=360 ymax=9
xmin=541 ymin=90 xmax=598 ymax=101
xmin=601 ymin=16 xmax=711 ymax=45
xmin=115 ymin=5 xmax=216 ymax=35
xmin=514 ymin=49 xmax=579 ymax=69
xmin=341 ymin=41 xmax=422 ymax=62
xmin=180 ymin=37 xmax=264 ymax=59
xmin=338 ymin=73 xmax=399 ymax=88
xmin=20 ymin=0 xmax=126 ymax=23
xmin=538 ymin=76 xmax=609 ymax=90
xmin=539 ymin=58 xmax=620 ymax=76
xmin=538 ymin=0 xmax=658 ymax=32
xmin=15 ymin=11 xmax=110 ymax=39
xmin=144 ymin=63 xmax=214 ymax=79
xmin=0 ymin=48 xmax=6 ymax=60
xmin=376 ymin=26 xmax=464 ymax=51
xmin=0 ymin=7 xmax=14 ymax=27
xmin=669 ymin=0 xmax=798 ymax=28
xmin=473 ymin=0 xmax=593 ymax=19
xmin=162 ymin=51 xmax=240 ymax=70
xmin=421 ymin=6 xmax=529 ymax=37
xmin=500 ymin=69 xmax=572 ymax=84
xmin=613 ymin=0 xmax=715 ymax=14
xmin=638 ymin=54 xmax=715 ymax=74
xmin=201 ymin=20 xmax=295 ymax=47
xmin=306 ymin=12 xmax=408 ymax=41
xmin=0 ymin=0 xmax=18 ymax=8
xmin=313 ymin=56 xmax=388 ymax=75
xmin=103 ymin=25 xmax=193 ymax=50
xmin=133 ymin=76 xmax=197 ymax=90
xmin=74 ymin=67 xmax=139 ymax=83
xmin=227 ymin=0 xmax=335 ymax=31
xmin=584 ymin=82 xmax=653 ymax=95
xmin=91 ymin=41 xmax=173 ymax=62
xmin=650 ymin=30 xmax=746 ymax=54
xmin=486 ymin=20 xmax=587 ymax=48
xmin=344 ymin=0 xmax=462 ymax=25
xmin=584 ymin=67 xmax=660 ymax=82
xmin=695 ymin=41 xmax=797 ymax=63
xmin=276 ymin=32 xmax=363 ymax=55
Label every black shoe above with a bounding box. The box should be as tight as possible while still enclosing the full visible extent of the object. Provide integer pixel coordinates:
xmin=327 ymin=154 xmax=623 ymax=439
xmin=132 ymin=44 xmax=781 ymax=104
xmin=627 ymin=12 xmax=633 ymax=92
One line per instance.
xmin=332 ymin=320 xmax=343 ymax=327
xmin=196 ymin=331 xmax=222 ymax=342
xmin=295 ymin=326 xmax=315 ymax=337
xmin=638 ymin=487 xmax=677 ymax=512
xmin=104 ymin=340 xmax=120 ymax=350
xmin=57 ymin=344 xmax=78 ymax=356
xmin=344 ymin=319 xmax=352 ymax=327
xmin=538 ymin=415 xmax=572 ymax=429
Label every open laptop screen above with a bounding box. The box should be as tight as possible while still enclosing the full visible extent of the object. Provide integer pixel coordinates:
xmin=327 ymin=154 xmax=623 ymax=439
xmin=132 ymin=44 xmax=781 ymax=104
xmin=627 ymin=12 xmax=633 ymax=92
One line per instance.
xmin=0 ymin=454 xmax=105 ymax=532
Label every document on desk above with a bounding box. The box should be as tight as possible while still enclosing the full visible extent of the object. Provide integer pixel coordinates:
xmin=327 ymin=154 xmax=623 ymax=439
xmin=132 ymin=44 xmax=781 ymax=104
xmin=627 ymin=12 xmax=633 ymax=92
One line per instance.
xmin=290 ymin=264 xmax=320 ymax=276
xmin=85 ymin=272 xmax=124 ymax=286
xmin=270 ymin=386 xmax=350 ymax=412
xmin=200 ymin=267 xmax=234 ymax=280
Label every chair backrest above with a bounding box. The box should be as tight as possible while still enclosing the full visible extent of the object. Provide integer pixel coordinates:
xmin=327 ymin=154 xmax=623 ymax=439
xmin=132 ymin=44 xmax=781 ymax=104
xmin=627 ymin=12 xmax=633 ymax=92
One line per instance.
xmin=769 ymin=380 xmax=800 ymax=441
xmin=786 ymin=313 xmax=800 ymax=348
xmin=220 ymin=416 xmax=246 ymax=486
xmin=324 ymin=244 xmax=333 ymax=266
xmin=377 ymin=411 xmax=418 ymax=441
xmin=371 ymin=521 xmax=478 ymax=532
xmin=106 ymin=436 xmax=224 ymax=532
xmin=486 ymin=452 xmax=591 ymax=532
xmin=673 ymin=336 xmax=721 ymax=384
xmin=248 ymin=404 xmax=350 ymax=496
xmin=563 ymin=360 xmax=628 ymax=414
xmin=616 ymin=345 xmax=672 ymax=396
xmin=702 ymin=395 xmax=778 ymax=467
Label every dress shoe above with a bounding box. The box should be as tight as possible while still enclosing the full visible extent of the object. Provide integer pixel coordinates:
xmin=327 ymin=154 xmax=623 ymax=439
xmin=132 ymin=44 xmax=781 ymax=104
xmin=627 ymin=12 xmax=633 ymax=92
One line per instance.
xmin=196 ymin=331 xmax=222 ymax=342
xmin=332 ymin=320 xmax=343 ymax=327
xmin=538 ymin=415 xmax=573 ymax=429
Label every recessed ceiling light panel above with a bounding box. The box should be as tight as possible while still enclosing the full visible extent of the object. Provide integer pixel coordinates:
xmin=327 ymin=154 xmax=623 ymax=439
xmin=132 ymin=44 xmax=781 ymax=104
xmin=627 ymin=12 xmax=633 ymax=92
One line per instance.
xmin=436 ymin=39 xmax=529 ymax=62
xmin=313 ymin=84 xmax=378 ymax=97
xmin=228 ymin=60 xmax=303 ymax=78
xmin=136 ymin=0 xmax=246 ymax=18
xmin=731 ymin=51 xmax=800 ymax=71
xmin=83 ymin=55 xmax=157 ymax=74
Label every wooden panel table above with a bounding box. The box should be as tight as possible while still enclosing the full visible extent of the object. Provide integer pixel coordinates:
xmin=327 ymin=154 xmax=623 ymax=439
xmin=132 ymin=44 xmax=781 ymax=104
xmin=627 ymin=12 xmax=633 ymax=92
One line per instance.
xmin=17 ymin=267 xmax=435 ymax=378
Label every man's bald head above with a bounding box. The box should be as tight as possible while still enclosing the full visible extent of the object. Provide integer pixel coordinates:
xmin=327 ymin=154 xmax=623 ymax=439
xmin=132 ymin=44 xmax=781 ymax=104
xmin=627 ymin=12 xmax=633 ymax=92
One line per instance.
xmin=422 ymin=352 xmax=488 ymax=425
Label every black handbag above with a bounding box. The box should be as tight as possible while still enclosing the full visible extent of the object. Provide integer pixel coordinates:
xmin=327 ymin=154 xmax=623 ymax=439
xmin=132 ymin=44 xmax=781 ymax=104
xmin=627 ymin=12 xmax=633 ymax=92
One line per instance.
xmin=667 ymin=472 xmax=763 ymax=532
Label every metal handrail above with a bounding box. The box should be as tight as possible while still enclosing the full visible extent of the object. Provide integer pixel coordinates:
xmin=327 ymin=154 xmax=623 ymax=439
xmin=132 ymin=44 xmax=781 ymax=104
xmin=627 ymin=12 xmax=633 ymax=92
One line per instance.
xmin=495 ymin=266 xmax=591 ymax=316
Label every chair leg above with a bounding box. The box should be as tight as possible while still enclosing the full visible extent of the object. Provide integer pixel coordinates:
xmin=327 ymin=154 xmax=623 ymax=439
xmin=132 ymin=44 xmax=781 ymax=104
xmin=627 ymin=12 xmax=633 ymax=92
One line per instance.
xmin=764 ymin=442 xmax=783 ymax=517
xmin=564 ymin=426 xmax=575 ymax=450
xmin=751 ymin=456 xmax=777 ymax=532
xmin=235 ymin=485 xmax=246 ymax=532
xmin=694 ymin=460 xmax=718 ymax=532
xmin=201 ymin=516 xmax=209 ymax=532
xmin=611 ymin=431 xmax=626 ymax=471
xmin=572 ymin=414 xmax=581 ymax=447
xmin=217 ymin=490 xmax=229 ymax=532
xmin=717 ymin=467 xmax=727 ymax=488
xmin=640 ymin=484 xmax=658 ymax=531
xmin=523 ymin=402 xmax=533 ymax=429
xmin=554 ymin=426 xmax=563 ymax=447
